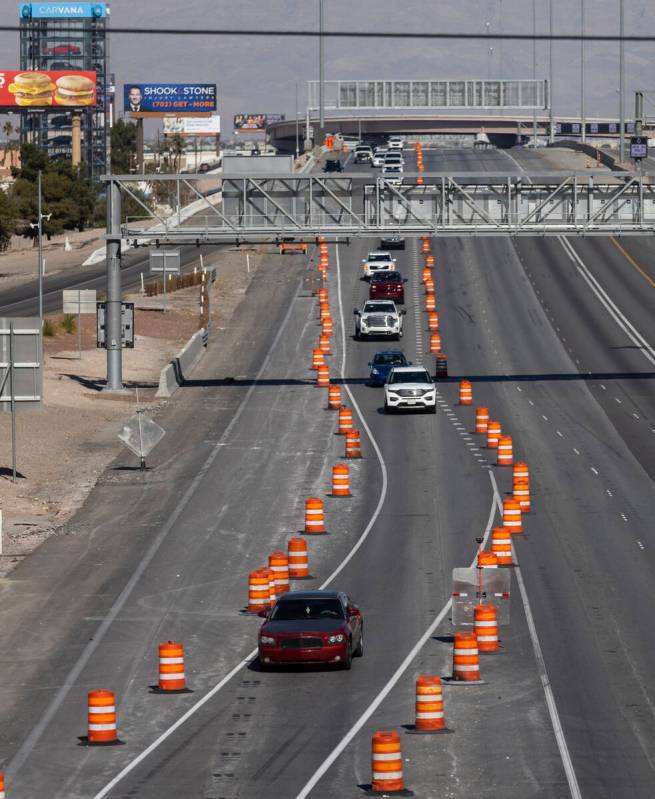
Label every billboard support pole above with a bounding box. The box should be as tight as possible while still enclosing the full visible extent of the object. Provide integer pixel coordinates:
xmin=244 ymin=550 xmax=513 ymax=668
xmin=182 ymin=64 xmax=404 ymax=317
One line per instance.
xmin=104 ymin=177 xmax=123 ymax=391
xmin=136 ymin=118 xmax=144 ymax=172
xmin=71 ymin=113 xmax=81 ymax=166
xmin=9 ymin=322 xmax=17 ymax=483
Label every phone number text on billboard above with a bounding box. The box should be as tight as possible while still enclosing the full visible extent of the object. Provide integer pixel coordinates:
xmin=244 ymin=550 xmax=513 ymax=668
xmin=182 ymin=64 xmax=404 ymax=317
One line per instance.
xmin=124 ymin=83 xmax=216 ymax=116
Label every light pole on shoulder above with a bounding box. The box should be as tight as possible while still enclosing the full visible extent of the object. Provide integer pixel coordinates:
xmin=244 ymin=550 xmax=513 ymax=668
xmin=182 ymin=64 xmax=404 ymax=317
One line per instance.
xmin=619 ymin=0 xmax=625 ymax=162
xmin=29 ymin=171 xmax=52 ymax=324
xmin=319 ymin=0 xmax=325 ymax=134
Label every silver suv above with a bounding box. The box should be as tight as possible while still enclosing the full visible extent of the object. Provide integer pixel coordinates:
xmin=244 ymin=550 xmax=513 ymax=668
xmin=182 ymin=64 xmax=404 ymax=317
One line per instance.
xmin=354 ymin=300 xmax=404 ymax=340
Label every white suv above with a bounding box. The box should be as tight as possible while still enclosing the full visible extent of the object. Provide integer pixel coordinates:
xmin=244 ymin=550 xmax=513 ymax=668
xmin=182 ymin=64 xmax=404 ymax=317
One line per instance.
xmin=362 ymin=251 xmax=396 ymax=277
xmin=354 ymin=300 xmax=404 ymax=340
xmin=384 ymin=366 xmax=436 ymax=413
xmin=388 ymin=136 xmax=404 ymax=150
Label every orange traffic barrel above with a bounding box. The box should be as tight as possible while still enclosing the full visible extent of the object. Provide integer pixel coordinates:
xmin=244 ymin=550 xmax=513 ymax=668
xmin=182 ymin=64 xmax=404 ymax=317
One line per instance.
xmin=287 ymin=537 xmax=310 ymax=578
xmin=319 ymin=254 xmax=329 ymax=269
xmin=513 ymin=476 xmax=531 ymax=512
xmin=422 ymin=239 xmax=430 ymax=254
xmin=345 ymin=429 xmax=361 ymax=458
xmin=474 ymin=604 xmax=499 ymax=652
xmin=477 ymin=550 xmax=498 ymax=568
xmin=429 ymin=333 xmax=442 ymax=353
xmin=331 ymin=464 xmax=351 ymax=496
xmin=486 ymin=420 xmax=501 ymax=448
xmin=425 ymin=294 xmax=436 ymax=312
xmin=319 ymin=304 xmax=330 ymax=321
xmin=414 ymin=675 xmax=446 ymax=731
xmin=497 ymin=435 xmax=513 ymax=466
xmin=305 ymin=497 xmax=326 ymax=534
xmin=265 ymin=567 xmax=276 ymax=606
xmin=424 ymin=277 xmax=435 ymax=294
xmin=514 ymin=461 xmax=530 ymax=483
xmin=426 ymin=254 xmax=435 ymax=268
xmin=452 ymin=631 xmax=481 ymax=682
xmin=491 ymin=526 xmax=513 ymax=565
xmin=459 ymin=379 xmax=473 ymax=405
xmin=317 ymin=364 xmax=329 ymax=387
xmin=322 ymin=316 xmax=333 ymax=337
xmin=428 ymin=312 xmax=440 ymax=331
xmin=269 ymin=551 xmax=290 ymax=596
xmin=158 ymin=641 xmax=188 ymax=692
xmin=503 ymin=498 xmax=523 ymax=534
xmin=422 ymin=266 xmax=432 ymax=282
xmin=311 ymin=348 xmax=324 ymax=370
xmin=417 ymin=175 xmax=425 ymax=185
xmin=319 ymin=334 xmax=331 ymax=354
xmin=0 ymin=772 xmax=4 ymax=799
xmin=247 ymin=569 xmax=271 ymax=612
xmin=87 ymin=689 xmax=119 ymax=744
xmin=371 ymin=730 xmax=405 ymax=793
xmin=317 ymin=235 xmax=327 ymax=243
xmin=338 ymin=406 xmax=353 ymax=434
xmin=318 ymin=287 xmax=328 ymax=302
xmin=327 ymin=384 xmax=341 ymax=409
xmin=475 ymin=406 xmax=489 ymax=433
xmin=435 ymin=352 xmax=448 ymax=377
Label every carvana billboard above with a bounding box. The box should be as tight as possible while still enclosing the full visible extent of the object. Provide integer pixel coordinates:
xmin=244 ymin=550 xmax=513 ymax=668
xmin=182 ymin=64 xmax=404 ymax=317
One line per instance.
xmin=20 ymin=3 xmax=108 ymax=18
xmin=0 ymin=70 xmax=96 ymax=107
xmin=124 ymin=84 xmax=216 ymax=116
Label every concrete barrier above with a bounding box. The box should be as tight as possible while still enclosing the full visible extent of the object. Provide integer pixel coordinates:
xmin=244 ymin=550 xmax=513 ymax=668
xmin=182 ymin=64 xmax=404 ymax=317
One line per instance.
xmin=156 ymin=328 xmax=208 ymax=398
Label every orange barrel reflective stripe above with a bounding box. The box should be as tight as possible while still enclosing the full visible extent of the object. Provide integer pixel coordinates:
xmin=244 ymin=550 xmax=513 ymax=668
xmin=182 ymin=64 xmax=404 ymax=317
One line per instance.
xmin=287 ymin=537 xmax=310 ymax=578
xmin=459 ymin=379 xmax=473 ymax=405
xmin=415 ymin=675 xmax=445 ymax=731
xmin=322 ymin=316 xmax=333 ymax=337
xmin=422 ymin=266 xmax=432 ymax=282
xmin=319 ymin=334 xmax=331 ymax=354
xmin=426 ymin=254 xmax=435 ymax=268
xmin=497 ymin=435 xmax=513 ymax=466
xmin=316 ymin=364 xmax=329 ymax=387
xmin=247 ymin=569 xmax=271 ymax=612
xmin=477 ymin=550 xmax=498 ymax=568
xmin=331 ymin=464 xmax=351 ymax=496
xmin=327 ymin=384 xmax=341 ymax=409
xmin=422 ymin=239 xmax=430 ymax=254
xmin=319 ymin=243 xmax=328 ymax=254
xmin=265 ymin=567 xmax=276 ymax=605
xmin=486 ymin=420 xmax=501 ymax=448
xmin=513 ymin=461 xmax=530 ymax=483
xmin=428 ymin=312 xmax=440 ymax=331
xmin=268 ymin=551 xmax=290 ymax=596
xmin=452 ymin=631 xmax=481 ymax=681
xmin=304 ymin=497 xmax=326 ymax=534
xmin=491 ymin=526 xmax=513 ymax=565
xmin=513 ymin=476 xmax=531 ymax=512
xmin=345 ymin=429 xmax=361 ymax=458
xmin=503 ymin=498 xmax=523 ymax=534
xmin=475 ymin=406 xmax=489 ymax=433
xmin=371 ymin=730 xmax=405 ymax=793
xmin=338 ymin=406 xmax=353 ymax=434
xmin=87 ymin=689 xmax=118 ymax=744
xmin=311 ymin=348 xmax=324 ymax=370
xmin=425 ymin=294 xmax=436 ymax=312
xmin=158 ymin=641 xmax=187 ymax=691
xmin=474 ymin=604 xmax=499 ymax=652
xmin=429 ymin=333 xmax=442 ymax=353
xmin=435 ymin=352 xmax=448 ymax=377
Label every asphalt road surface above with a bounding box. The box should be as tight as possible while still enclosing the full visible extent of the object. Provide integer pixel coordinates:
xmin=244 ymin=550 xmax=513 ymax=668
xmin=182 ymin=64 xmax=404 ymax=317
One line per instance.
xmin=0 ymin=145 xmax=653 ymax=798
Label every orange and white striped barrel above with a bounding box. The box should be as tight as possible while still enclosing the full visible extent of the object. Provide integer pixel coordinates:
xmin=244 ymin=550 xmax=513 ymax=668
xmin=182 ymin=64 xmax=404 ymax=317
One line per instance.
xmin=268 ymin=551 xmax=290 ymax=596
xmin=497 ymin=435 xmax=513 ymax=466
xmin=88 ymin=689 xmax=118 ymax=744
xmin=327 ymin=384 xmax=341 ymax=409
xmin=513 ymin=476 xmax=531 ymax=512
xmin=331 ymin=464 xmax=351 ymax=496
xmin=318 ymin=287 xmax=328 ymax=303
xmin=316 ymin=364 xmax=329 ymax=387
xmin=319 ymin=304 xmax=330 ymax=321
xmin=265 ymin=567 xmax=277 ymax=605
xmin=425 ymin=294 xmax=436 ymax=312
xmin=322 ymin=316 xmax=333 ymax=337
xmin=428 ymin=312 xmax=440 ymax=331
xmin=435 ymin=352 xmax=448 ymax=377
xmin=422 ymin=266 xmax=432 ymax=282
xmin=0 ymin=772 xmax=4 ymax=799
xmin=319 ymin=334 xmax=331 ymax=354
xmin=319 ymin=298 xmax=329 ymax=314
xmin=338 ymin=406 xmax=353 ymax=434
xmin=513 ymin=461 xmax=530 ymax=483
xmin=287 ymin=537 xmax=310 ymax=578
xmin=415 ymin=675 xmax=445 ymax=731
xmin=486 ymin=420 xmax=501 ymax=448
xmin=305 ymin=497 xmax=326 ymax=534
xmin=452 ymin=631 xmax=481 ymax=681
xmin=474 ymin=604 xmax=499 ymax=652
xmin=371 ymin=730 xmax=405 ymax=793
xmin=319 ymin=253 xmax=329 ymax=268
xmin=477 ymin=550 xmax=498 ymax=568
xmin=319 ymin=243 xmax=328 ymax=256
xmin=158 ymin=641 xmax=187 ymax=691
xmin=416 ymin=174 xmax=425 ymax=185
xmin=459 ymin=379 xmax=473 ymax=405
xmin=475 ymin=406 xmax=489 ymax=433
xmin=503 ymin=498 xmax=523 ymax=534
xmin=491 ymin=526 xmax=513 ymax=565
xmin=311 ymin=348 xmax=324 ymax=370
xmin=426 ymin=254 xmax=435 ymax=268
xmin=424 ymin=278 xmax=435 ymax=295
xmin=429 ymin=333 xmax=442 ymax=353
xmin=247 ymin=569 xmax=271 ymax=612
xmin=345 ymin=429 xmax=361 ymax=458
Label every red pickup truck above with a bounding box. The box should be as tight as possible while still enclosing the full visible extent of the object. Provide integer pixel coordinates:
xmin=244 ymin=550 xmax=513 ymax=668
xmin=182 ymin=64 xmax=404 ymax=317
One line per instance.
xmin=369 ymin=271 xmax=405 ymax=304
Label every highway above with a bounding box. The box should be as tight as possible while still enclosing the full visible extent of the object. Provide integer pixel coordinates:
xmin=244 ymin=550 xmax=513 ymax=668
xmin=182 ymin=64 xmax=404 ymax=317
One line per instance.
xmin=0 ymin=145 xmax=653 ymax=798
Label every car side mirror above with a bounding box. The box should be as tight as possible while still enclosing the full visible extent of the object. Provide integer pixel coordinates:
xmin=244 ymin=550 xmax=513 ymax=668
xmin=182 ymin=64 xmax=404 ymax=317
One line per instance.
xmin=367 ymin=362 xmax=372 ymax=367
xmin=354 ymin=309 xmax=360 ymax=315
xmin=408 ymin=361 xmax=413 ymax=366
xmin=403 ymin=278 xmax=408 ymax=283
xmin=257 ymin=609 xmax=269 ymax=618
xmin=401 ymin=310 xmax=407 ymax=315
xmin=347 ymin=606 xmax=361 ymax=618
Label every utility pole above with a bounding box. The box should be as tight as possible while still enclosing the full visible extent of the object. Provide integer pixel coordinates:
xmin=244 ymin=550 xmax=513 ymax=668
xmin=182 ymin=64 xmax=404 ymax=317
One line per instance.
xmin=619 ymin=0 xmax=625 ymax=162
xmin=549 ymin=0 xmax=554 ymax=143
xmin=319 ymin=0 xmax=325 ymax=135
xmin=532 ymin=0 xmax=537 ymax=146
xmin=37 ymin=170 xmax=43 ymax=322
xmin=581 ymin=0 xmax=586 ymax=143
xmin=295 ymin=81 xmax=300 ymax=158
xmin=105 ymin=177 xmax=123 ymax=390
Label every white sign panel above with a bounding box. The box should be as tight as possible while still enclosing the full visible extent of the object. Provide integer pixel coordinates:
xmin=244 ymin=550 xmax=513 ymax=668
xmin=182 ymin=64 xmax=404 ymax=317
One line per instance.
xmin=163 ymin=115 xmax=221 ymax=136
xmin=63 ymin=289 xmax=97 ymax=315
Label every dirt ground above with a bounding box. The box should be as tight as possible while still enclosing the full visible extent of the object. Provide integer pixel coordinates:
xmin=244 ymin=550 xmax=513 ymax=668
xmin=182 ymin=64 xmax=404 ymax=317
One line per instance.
xmin=0 ymin=244 xmax=275 ymax=576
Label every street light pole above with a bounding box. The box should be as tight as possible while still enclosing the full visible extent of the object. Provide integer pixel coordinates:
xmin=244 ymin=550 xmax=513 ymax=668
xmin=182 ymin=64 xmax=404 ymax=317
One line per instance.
xmin=295 ymin=81 xmax=300 ymax=158
xmin=619 ymin=0 xmax=625 ymax=162
xmin=319 ymin=0 xmax=325 ymax=134
xmin=549 ymin=0 xmax=554 ymax=143
xmin=532 ymin=0 xmax=537 ymax=145
xmin=581 ymin=0 xmax=586 ymax=143
xmin=37 ymin=170 xmax=43 ymax=322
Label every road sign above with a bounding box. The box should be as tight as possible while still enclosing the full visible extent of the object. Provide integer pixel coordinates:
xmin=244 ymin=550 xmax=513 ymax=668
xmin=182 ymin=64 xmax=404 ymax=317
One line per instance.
xmin=63 ymin=289 xmax=97 ymax=314
xmin=630 ymin=136 xmax=648 ymax=161
xmin=149 ymin=250 xmax=181 ymax=274
xmin=118 ymin=413 xmax=165 ymax=469
xmin=96 ymin=303 xmax=134 ymax=349
xmin=451 ymin=567 xmax=511 ymax=627
xmin=0 ymin=317 xmax=42 ymax=410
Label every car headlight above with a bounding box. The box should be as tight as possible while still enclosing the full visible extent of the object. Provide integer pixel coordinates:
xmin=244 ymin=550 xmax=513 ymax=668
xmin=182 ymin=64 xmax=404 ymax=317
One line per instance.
xmin=328 ymin=634 xmax=345 ymax=644
xmin=260 ymin=636 xmax=276 ymax=645
xmin=387 ymin=389 xmax=399 ymax=396
xmin=371 ymin=368 xmax=379 ymax=375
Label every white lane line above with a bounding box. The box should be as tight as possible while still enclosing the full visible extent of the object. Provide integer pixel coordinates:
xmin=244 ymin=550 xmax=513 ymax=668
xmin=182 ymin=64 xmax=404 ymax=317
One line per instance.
xmin=294 ymin=474 xmax=499 ymax=799
xmin=89 ymin=246 xmax=390 ymax=799
xmin=556 ymin=430 xmax=564 ymax=438
xmin=637 ymin=540 xmax=645 ymax=551
xmin=542 ymin=414 xmax=549 ymax=421
xmin=529 ymin=400 xmax=535 ymax=406
xmin=606 ymin=489 xmax=613 ymax=497
xmin=573 ymin=448 xmax=580 ymax=455
xmin=621 ymin=513 xmax=629 ymax=522
xmin=615 ymin=397 xmax=622 ymax=404
xmin=590 ymin=467 xmax=599 ymax=476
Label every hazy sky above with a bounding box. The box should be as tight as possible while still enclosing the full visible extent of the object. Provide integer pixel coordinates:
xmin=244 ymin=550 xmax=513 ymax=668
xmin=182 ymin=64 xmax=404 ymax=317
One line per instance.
xmin=1 ymin=1 xmax=654 ymax=136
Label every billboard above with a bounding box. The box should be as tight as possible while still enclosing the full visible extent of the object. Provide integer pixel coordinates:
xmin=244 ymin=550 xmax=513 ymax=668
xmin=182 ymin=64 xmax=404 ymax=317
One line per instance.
xmin=0 ymin=70 xmax=96 ymax=108
xmin=124 ymin=83 xmax=216 ymax=117
xmin=233 ymin=113 xmax=285 ymax=131
xmin=163 ymin=115 xmax=221 ymax=136
xmin=20 ymin=2 xmax=108 ymax=17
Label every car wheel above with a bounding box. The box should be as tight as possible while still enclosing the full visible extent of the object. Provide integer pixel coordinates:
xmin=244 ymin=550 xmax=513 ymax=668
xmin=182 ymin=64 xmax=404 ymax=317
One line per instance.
xmin=341 ymin=641 xmax=353 ymax=670
xmin=429 ymin=404 xmax=437 ymax=415
xmin=354 ymin=627 xmax=364 ymax=657
xmin=384 ymin=401 xmax=393 ymax=415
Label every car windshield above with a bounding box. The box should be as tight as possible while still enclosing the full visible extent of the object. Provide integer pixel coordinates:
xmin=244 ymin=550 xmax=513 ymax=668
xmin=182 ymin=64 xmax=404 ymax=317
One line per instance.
xmin=371 ymin=272 xmax=401 ymax=283
xmin=368 ymin=253 xmax=392 ymax=262
xmin=389 ymin=370 xmax=431 ymax=384
xmin=365 ymin=302 xmax=396 ymax=313
xmin=374 ymin=352 xmax=407 ymax=366
xmin=384 ymin=167 xmax=402 ymax=174
xmin=270 ymin=598 xmax=345 ymax=620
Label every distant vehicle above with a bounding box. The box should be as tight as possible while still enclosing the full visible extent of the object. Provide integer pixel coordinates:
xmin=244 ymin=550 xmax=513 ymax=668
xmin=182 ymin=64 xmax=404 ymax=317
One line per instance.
xmin=354 ymin=299 xmax=405 ymax=340
xmin=49 ymin=114 xmax=71 ymax=128
xmin=384 ymin=365 xmax=436 ymax=413
xmin=362 ymin=250 xmax=396 ymax=277
xmin=387 ymin=136 xmax=404 ymax=150
xmin=198 ymin=163 xmax=210 ymax=173
xmin=324 ymin=158 xmax=343 ymax=173
xmin=371 ymin=152 xmax=387 ymax=168
xmin=369 ymin=270 xmax=405 ymax=303
xmin=44 ymin=44 xmax=81 ymax=55
xmin=384 ymin=152 xmax=404 ymax=167
xmin=258 ymin=590 xmax=363 ymax=670
xmin=380 ymin=235 xmax=405 ymax=250
xmin=49 ymin=61 xmax=75 ymax=70
xmin=382 ymin=165 xmax=403 ymax=185
xmin=354 ymin=145 xmax=373 ymax=163
xmin=368 ymin=350 xmax=409 ymax=386
xmin=48 ymin=135 xmax=72 ymax=147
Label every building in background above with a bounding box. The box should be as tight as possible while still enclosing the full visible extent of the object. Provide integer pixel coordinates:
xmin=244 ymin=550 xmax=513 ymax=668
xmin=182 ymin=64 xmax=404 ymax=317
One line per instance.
xmin=18 ymin=2 xmax=109 ymax=180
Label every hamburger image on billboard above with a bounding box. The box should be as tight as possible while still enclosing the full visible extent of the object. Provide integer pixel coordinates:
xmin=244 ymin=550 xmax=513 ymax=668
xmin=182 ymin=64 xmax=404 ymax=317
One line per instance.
xmin=1 ymin=70 xmax=96 ymax=107
xmin=8 ymin=72 xmax=55 ymax=105
xmin=54 ymin=74 xmax=95 ymax=105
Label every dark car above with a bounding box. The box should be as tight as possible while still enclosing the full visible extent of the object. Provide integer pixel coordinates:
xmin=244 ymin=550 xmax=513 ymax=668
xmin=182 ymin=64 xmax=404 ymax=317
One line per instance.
xmin=50 ymin=114 xmax=71 ymax=128
xmin=368 ymin=350 xmax=409 ymax=386
xmin=323 ymin=159 xmax=343 ymax=173
xmin=49 ymin=61 xmax=76 ymax=69
xmin=258 ymin=590 xmax=363 ymax=669
xmin=369 ymin=270 xmax=405 ymax=303
xmin=380 ymin=235 xmax=405 ymax=250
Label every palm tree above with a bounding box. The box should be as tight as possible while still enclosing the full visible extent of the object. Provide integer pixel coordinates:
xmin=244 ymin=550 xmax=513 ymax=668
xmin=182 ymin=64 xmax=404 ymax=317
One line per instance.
xmin=2 ymin=121 xmax=14 ymax=167
xmin=168 ymin=133 xmax=186 ymax=172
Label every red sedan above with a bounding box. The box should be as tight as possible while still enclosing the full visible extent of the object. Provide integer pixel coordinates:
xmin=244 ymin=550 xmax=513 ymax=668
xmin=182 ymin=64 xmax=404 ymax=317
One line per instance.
xmin=369 ymin=271 xmax=405 ymax=304
xmin=258 ymin=590 xmax=364 ymax=670
xmin=44 ymin=44 xmax=82 ymax=56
